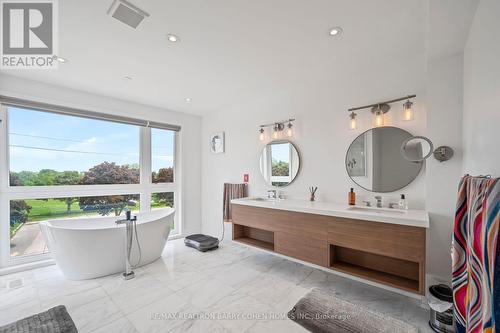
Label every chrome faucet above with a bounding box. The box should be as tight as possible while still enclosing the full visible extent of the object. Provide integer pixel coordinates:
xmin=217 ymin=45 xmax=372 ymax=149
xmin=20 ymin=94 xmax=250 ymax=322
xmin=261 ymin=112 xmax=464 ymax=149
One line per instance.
xmin=267 ymin=190 xmax=277 ymax=199
xmin=115 ymin=210 xmax=136 ymax=224
xmin=362 ymin=200 xmax=372 ymax=207
xmin=116 ymin=210 xmax=137 ymax=280
xmin=374 ymin=196 xmax=383 ymax=208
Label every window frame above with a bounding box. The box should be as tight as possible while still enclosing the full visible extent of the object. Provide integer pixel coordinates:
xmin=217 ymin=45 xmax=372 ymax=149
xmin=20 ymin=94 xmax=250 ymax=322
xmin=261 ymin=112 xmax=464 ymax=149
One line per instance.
xmin=0 ymin=103 xmax=182 ymax=269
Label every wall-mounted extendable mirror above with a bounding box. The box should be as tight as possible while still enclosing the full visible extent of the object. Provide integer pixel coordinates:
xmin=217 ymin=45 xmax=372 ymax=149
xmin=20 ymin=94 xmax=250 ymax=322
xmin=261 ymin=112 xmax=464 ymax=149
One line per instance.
xmin=401 ymin=136 xmax=454 ymax=163
xmin=400 ymin=136 xmax=434 ymax=162
xmin=260 ymin=140 xmax=300 ymax=187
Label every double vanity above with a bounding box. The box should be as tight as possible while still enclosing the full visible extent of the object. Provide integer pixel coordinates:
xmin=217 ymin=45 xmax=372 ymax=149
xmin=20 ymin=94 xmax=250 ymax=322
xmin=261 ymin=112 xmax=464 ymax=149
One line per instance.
xmin=231 ymin=197 xmax=429 ymax=295
xmin=242 ymin=125 xmax=434 ymax=295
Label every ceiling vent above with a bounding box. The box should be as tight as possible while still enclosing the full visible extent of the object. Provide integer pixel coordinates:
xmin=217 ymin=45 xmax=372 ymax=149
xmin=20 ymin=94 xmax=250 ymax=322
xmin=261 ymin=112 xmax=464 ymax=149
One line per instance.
xmin=107 ymin=0 xmax=150 ymax=29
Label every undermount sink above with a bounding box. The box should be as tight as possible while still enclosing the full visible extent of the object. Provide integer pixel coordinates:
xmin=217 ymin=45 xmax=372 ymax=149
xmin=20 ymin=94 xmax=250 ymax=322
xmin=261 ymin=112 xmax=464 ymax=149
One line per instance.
xmin=250 ymin=197 xmax=281 ymax=202
xmin=347 ymin=206 xmax=406 ymax=215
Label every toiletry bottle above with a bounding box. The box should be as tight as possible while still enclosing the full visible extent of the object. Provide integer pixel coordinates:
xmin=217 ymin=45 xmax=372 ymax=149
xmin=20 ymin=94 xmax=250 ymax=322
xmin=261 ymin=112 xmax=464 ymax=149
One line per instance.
xmin=348 ymin=188 xmax=356 ymax=205
xmin=399 ymin=194 xmax=408 ymax=210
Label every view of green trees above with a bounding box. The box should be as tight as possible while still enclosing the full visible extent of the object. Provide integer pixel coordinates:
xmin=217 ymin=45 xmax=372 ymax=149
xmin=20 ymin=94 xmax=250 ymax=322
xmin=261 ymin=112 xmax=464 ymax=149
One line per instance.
xmin=9 ymin=163 xmax=142 ymax=187
xmin=272 ymin=160 xmax=290 ymax=176
xmin=271 ymin=159 xmax=290 ymax=187
xmin=10 ymin=162 xmax=174 ymax=238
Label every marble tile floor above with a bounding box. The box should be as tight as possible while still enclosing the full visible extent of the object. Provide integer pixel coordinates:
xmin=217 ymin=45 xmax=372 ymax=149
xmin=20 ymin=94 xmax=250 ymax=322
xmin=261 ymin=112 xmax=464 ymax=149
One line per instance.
xmin=0 ymin=239 xmax=432 ymax=332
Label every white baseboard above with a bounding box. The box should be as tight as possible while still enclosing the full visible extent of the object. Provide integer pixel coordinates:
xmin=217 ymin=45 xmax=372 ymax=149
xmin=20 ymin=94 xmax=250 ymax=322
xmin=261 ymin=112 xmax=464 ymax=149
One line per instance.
xmin=0 ymin=259 xmax=54 ymax=276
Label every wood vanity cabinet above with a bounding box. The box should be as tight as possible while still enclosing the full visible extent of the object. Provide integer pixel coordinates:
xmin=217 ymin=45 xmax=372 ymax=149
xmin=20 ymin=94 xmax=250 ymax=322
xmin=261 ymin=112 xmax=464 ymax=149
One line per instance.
xmin=231 ymin=204 xmax=426 ymax=295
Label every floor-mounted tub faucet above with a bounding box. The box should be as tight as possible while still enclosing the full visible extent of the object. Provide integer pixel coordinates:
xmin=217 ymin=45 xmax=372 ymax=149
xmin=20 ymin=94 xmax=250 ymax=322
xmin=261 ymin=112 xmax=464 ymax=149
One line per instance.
xmin=116 ymin=210 xmax=137 ymax=280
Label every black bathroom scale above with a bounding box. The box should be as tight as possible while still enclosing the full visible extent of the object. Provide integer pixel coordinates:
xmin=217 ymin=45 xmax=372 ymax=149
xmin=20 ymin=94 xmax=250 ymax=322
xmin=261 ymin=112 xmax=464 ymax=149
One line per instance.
xmin=184 ymin=234 xmax=219 ymax=252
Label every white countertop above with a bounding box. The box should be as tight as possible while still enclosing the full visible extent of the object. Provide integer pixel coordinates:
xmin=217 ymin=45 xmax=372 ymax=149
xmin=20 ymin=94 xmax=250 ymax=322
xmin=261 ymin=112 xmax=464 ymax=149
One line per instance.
xmin=231 ymin=197 xmax=429 ymax=228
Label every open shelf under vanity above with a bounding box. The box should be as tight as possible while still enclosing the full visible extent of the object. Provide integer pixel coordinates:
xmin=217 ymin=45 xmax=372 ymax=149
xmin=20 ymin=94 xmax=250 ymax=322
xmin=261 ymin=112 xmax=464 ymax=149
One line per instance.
xmin=329 ymin=245 xmax=420 ymax=293
xmin=232 ymin=224 xmax=274 ymax=251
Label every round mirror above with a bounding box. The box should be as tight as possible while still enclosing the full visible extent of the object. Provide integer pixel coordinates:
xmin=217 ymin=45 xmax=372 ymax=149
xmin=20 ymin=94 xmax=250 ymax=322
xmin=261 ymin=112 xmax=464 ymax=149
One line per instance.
xmin=260 ymin=140 xmax=300 ymax=187
xmin=346 ymin=127 xmax=423 ymax=193
xmin=401 ymin=136 xmax=434 ymax=162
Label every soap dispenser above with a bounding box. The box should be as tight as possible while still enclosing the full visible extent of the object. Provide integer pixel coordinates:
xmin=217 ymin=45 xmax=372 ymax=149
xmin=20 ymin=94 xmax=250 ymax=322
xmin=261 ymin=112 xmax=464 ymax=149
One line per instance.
xmin=399 ymin=194 xmax=408 ymax=210
xmin=348 ymin=188 xmax=356 ymax=206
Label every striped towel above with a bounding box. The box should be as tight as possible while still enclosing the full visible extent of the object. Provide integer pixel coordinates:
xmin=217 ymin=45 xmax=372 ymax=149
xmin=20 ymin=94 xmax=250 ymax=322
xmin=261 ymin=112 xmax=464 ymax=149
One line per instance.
xmin=452 ymin=175 xmax=499 ymax=333
xmin=223 ymin=183 xmax=246 ymax=222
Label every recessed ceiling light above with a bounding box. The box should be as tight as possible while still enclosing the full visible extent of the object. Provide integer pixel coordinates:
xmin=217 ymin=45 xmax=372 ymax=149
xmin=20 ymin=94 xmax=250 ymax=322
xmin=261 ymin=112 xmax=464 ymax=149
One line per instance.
xmin=185 ymin=98 xmax=191 ymax=103
xmin=167 ymin=34 xmax=180 ymax=42
xmin=54 ymin=56 xmax=68 ymax=63
xmin=329 ymin=27 xmax=343 ymax=37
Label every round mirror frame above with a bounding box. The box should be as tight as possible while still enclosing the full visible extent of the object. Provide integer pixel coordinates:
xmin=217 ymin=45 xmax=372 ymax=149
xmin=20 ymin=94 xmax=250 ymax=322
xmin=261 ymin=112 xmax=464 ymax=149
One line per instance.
xmin=259 ymin=140 xmax=301 ymax=188
xmin=345 ymin=126 xmax=423 ymax=193
xmin=400 ymin=136 xmax=434 ymax=162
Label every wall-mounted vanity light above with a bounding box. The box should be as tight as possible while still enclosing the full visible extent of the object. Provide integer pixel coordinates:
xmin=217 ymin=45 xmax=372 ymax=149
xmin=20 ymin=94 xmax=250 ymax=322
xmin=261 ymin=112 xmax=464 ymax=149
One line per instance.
xmin=348 ymin=95 xmax=416 ymax=129
xmin=403 ymin=99 xmax=414 ymax=121
xmin=258 ymin=118 xmax=295 ymax=141
xmin=348 ymin=112 xmax=357 ymax=130
xmin=286 ymin=122 xmax=294 ymax=137
xmin=272 ymin=123 xmax=284 ymax=139
xmin=372 ymin=104 xmax=390 ymax=127
xmin=259 ymin=128 xmax=265 ymax=141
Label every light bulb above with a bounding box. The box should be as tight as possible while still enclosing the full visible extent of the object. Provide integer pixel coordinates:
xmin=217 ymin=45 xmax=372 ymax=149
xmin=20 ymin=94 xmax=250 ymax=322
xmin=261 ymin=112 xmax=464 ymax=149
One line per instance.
xmin=286 ymin=123 xmax=293 ymax=137
xmin=259 ymin=128 xmax=265 ymax=141
xmin=350 ymin=118 xmax=357 ymax=130
xmin=272 ymin=129 xmax=279 ymax=139
xmin=348 ymin=112 xmax=357 ymax=130
xmin=374 ymin=111 xmax=384 ymax=127
xmin=403 ymin=100 xmax=414 ymax=121
xmin=272 ymin=123 xmax=282 ymax=139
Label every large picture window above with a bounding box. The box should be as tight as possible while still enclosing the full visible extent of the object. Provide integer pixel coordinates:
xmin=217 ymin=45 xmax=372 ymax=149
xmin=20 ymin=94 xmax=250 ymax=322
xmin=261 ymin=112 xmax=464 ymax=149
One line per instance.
xmin=0 ymin=102 xmax=181 ymax=267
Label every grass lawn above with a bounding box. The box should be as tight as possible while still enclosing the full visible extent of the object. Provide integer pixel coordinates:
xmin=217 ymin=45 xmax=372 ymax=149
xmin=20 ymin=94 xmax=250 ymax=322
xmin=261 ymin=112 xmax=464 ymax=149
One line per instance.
xmin=25 ymin=199 xmax=140 ymax=222
xmin=26 ymin=199 xmax=85 ymax=222
xmin=15 ymin=198 xmax=170 ymax=225
xmin=151 ymin=202 xmax=173 ymax=209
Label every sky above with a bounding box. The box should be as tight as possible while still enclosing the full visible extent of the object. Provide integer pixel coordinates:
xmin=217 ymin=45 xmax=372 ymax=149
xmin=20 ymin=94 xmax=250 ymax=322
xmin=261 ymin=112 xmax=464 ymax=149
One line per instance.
xmin=8 ymin=107 xmax=174 ymax=172
xmin=271 ymin=143 xmax=290 ymax=163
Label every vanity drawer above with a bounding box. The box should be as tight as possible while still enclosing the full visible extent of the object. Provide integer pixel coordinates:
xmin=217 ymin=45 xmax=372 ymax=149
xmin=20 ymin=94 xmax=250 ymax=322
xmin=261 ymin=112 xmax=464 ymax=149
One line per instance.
xmin=275 ymin=212 xmax=329 ymax=241
xmin=327 ymin=217 xmax=425 ymax=262
xmin=231 ymin=204 xmax=288 ymax=231
xmin=232 ymin=204 xmax=329 ymax=240
xmin=275 ymin=232 xmax=328 ymax=267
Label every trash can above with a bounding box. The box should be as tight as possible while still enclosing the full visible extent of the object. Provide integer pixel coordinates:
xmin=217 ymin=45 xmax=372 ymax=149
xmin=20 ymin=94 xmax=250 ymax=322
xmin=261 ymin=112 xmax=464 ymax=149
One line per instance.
xmin=428 ymin=284 xmax=454 ymax=333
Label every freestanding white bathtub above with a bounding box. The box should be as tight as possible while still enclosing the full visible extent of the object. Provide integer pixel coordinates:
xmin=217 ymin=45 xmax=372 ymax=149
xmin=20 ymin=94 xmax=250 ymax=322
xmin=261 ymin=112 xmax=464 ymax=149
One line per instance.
xmin=39 ymin=208 xmax=174 ymax=280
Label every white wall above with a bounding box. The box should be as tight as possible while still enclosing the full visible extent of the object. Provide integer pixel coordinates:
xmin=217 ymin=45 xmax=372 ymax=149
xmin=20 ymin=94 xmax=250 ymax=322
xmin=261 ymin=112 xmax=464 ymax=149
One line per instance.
xmin=463 ymin=0 xmax=500 ymax=176
xmin=201 ymin=54 xmax=428 ymax=239
xmin=0 ymin=74 xmax=202 ymax=237
xmin=425 ymin=54 xmax=464 ymax=281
